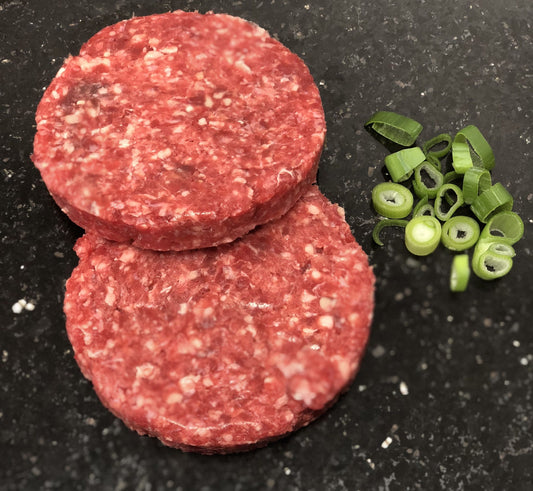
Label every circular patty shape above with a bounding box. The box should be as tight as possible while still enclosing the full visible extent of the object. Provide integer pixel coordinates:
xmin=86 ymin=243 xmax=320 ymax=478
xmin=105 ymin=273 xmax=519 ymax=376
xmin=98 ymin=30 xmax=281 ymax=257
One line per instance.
xmin=64 ymin=187 xmax=375 ymax=453
xmin=32 ymin=11 xmax=325 ymax=251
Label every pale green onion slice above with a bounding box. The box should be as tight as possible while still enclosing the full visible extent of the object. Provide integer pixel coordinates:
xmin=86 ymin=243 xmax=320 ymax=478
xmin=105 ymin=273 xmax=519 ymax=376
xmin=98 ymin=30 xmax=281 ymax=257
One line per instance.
xmin=372 ymin=182 xmax=414 ymax=218
xmin=462 ymin=167 xmax=492 ymax=204
xmin=474 ymin=239 xmax=516 ymax=259
xmin=412 ymin=162 xmax=444 ymax=199
xmin=365 ymin=111 xmax=423 ymax=146
xmin=452 ymin=125 xmax=495 ymax=173
xmin=470 ymin=182 xmax=513 ymax=223
xmin=441 ymin=216 xmax=480 ymax=251
xmin=404 ymin=216 xmax=442 ymax=256
xmin=434 ymin=184 xmax=464 ymax=221
xmin=384 ymin=147 xmax=426 ymax=182
xmin=443 ymin=171 xmax=462 ymax=184
xmin=472 ymin=246 xmax=514 ymax=280
xmin=413 ymin=195 xmax=435 ymax=217
xmin=450 ymin=254 xmax=470 ymax=292
xmin=422 ymin=133 xmax=452 ymax=159
xmin=372 ymin=219 xmax=409 ymax=246
xmin=479 ymin=211 xmax=524 ymax=244
xmin=424 ymin=153 xmax=442 ymax=172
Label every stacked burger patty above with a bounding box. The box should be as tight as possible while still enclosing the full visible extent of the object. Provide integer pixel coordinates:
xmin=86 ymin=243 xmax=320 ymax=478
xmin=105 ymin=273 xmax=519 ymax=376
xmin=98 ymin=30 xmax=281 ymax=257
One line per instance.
xmin=32 ymin=11 xmax=374 ymax=453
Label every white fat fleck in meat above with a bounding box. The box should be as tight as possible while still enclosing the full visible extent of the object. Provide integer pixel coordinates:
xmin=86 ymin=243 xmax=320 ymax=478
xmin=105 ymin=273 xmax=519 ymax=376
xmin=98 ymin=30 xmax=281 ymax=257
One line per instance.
xmin=291 ymin=379 xmax=317 ymax=406
xmin=118 ymin=139 xmax=131 ymax=148
xmin=204 ymin=95 xmax=214 ymax=108
xmin=348 ymin=312 xmax=360 ymax=325
xmin=178 ymin=303 xmax=188 ymax=315
xmin=144 ymin=50 xmax=164 ymax=62
xmin=156 ymin=148 xmax=172 ymax=159
xmin=135 ymin=362 xmax=156 ymax=380
xmin=307 ymin=204 xmax=321 ymax=215
xmin=198 ymin=117 xmax=207 ymax=126
xmin=319 ymin=297 xmax=336 ymax=311
xmin=160 ymin=46 xmax=178 ymax=54
xmin=64 ymin=112 xmax=83 ymax=125
xmin=166 ymin=392 xmax=183 ymax=404
xmin=222 ymin=98 xmax=232 ymax=106
xmin=300 ymin=291 xmax=315 ymax=303
xmin=179 ymin=374 xmax=201 ymax=395
xmin=318 ymin=315 xmax=334 ymax=329
xmin=310 ymin=269 xmax=322 ymax=280
xmin=104 ymin=285 xmax=116 ymax=306
xmin=304 ymin=244 xmax=315 ymax=255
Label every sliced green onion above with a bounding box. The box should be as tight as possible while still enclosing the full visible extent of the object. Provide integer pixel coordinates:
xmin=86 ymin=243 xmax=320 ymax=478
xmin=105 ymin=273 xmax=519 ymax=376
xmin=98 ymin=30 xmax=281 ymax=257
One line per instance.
xmin=441 ymin=216 xmax=480 ymax=251
xmin=450 ymin=254 xmax=470 ymax=292
xmin=470 ymin=182 xmax=513 ymax=223
xmin=462 ymin=167 xmax=492 ymax=204
xmin=404 ymin=216 xmax=442 ymax=256
xmin=412 ymin=195 xmax=435 ymax=217
xmin=422 ymin=133 xmax=452 ymax=159
xmin=384 ymin=147 xmax=426 ymax=182
xmin=479 ymin=211 xmax=524 ymax=244
xmin=424 ymin=153 xmax=442 ymax=172
xmin=372 ymin=219 xmax=409 ymax=246
xmin=475 ymin=239 xmax=516 ymax=258
xmin=452 ymin=125 xmax=495 ymax=173
xmin=412 ymin=162 xmax=444 ymax=199
xmin=434 ymin=184 xmax=464 ymax=221
xmin=472 ymin=244 xmax=514 ymax=280
xmin=365 ymin=111 xmax=423 ymax=146
xmin=443 ymin=171 xmax=462 ymax=184
xmin=372 ymin=182 xmax=414 ymax=218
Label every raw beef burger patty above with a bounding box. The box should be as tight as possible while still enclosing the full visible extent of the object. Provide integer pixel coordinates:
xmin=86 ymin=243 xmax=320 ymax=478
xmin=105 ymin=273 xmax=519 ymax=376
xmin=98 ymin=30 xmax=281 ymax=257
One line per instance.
xmin=32 ymin=11 xmax=326 ymax=251
xmin=64 ymin=187 xmax=375 ymax=453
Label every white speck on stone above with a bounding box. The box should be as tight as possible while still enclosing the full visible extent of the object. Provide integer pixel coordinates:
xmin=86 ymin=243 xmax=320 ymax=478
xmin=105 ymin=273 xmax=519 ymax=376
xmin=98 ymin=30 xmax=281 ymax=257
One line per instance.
xmin=399 ymin=381 xmax=409 ymax=395
xmin=513 ymin=340 xmax=520 ymax=347
xmin=371 ymin=344 xmax=386 ymax=358
xmin=520 ymin=357 xmax=529 ymax=366
xmin=381 ymin=436 xmax=393 ymax=449
xmin=283 ymin=467 xmax=291 ymax=476
xmin=366 ymin=458 xmax=375 ymax=469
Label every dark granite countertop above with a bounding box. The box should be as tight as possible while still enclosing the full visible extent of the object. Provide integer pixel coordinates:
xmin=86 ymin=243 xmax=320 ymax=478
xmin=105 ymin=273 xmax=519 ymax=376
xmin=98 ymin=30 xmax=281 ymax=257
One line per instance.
xmin=1 ymin=0 xmax=532 ymax=489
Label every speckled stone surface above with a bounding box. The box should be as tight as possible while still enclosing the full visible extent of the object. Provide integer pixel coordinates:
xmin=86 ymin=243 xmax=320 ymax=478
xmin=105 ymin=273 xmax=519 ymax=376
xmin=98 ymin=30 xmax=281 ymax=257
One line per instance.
xmin=1 ymin=0 xmax=532 ymax=489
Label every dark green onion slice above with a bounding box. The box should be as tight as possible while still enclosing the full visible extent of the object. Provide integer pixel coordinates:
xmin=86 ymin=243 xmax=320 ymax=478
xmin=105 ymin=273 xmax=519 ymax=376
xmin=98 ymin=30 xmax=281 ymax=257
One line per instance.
xmin=479 ymin=211 xmax=524 ymax=244
xmin=434 ymin=184 xmax=464 ymax=221
xmin=404 ymin=216 xmax=442 ymax=256
xmin=452 ymin=125 xmax=495 ymax=173
xmin=462 ymin=167 xmax=492 ymax=204
xmin=470 ymin=182 xmax=513 ymax=223
xmin=365 ymin=111 xmax=423 ymax=146
xmin=372 ymin=219 xmax=409 ymax=246
xmin=372 ymin=182 xmax=414 ymax=218
xmin=412 ymin=162 xmax=444 ymax=199
xmin=441 ymin=216 xmax=480 ymax=251
xmin=384 ymin=147 xmax=426 ymax=182
xmin=412 ymin=195 xmax=435 ymax=217
xmin=422 ymin=133 xmax=452 ymax=159
xmin=450 ymin=254 xmax=470 ymax=292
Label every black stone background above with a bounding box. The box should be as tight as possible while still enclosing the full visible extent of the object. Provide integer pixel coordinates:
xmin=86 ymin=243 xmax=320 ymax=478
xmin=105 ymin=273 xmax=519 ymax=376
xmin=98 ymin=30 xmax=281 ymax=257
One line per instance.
xmin=1 ymin=0 xmax=532 ymax=489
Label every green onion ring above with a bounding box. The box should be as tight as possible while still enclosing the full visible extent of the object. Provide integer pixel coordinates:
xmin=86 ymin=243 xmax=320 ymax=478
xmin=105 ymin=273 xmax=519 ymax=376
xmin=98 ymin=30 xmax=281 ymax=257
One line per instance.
xmin=422 ymin=133 xmax=452 ymax=159
xmin=452 ymin=125 xmax=495 ymax=173
xmin=424 ymin=153 xmax=442 ymax=172
xmin=365 ymin=111 xmax=423 ymax=146
xmin=441 ymin=216 xmax=480 ymax=251
xmin=472 ymin=244 xmax=514 ymax=280
xmin=474 ymin=239 xmax=516 ymax=258
xmin=462 ymin=167 xmax=492 ymax=204
xmin=372 ymin=182 xmax=414 ymax=218
xmin=412 ymin=162 xmax=444 ymax=199
xmin=434 ymin=184 xmax=464 ymax=221
xmin=450 ymin=254 xmax=470 ymax=292
xmin=404 ymin=216 xmax=442 ymax=256
xmin=412 ymin=195 xmax=435 ymax=217
xmin=470 ymin=182 xmax=513 ymax=223
xmin=479 ymin=211 xmax=524 ymax=244
xmin=384 ymin=147 xmax=426 ymax=182
xmin=372 ymin=219 xmax=409 ymax=246
xmin=443 ymin=171 xmax=462 ymax=184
